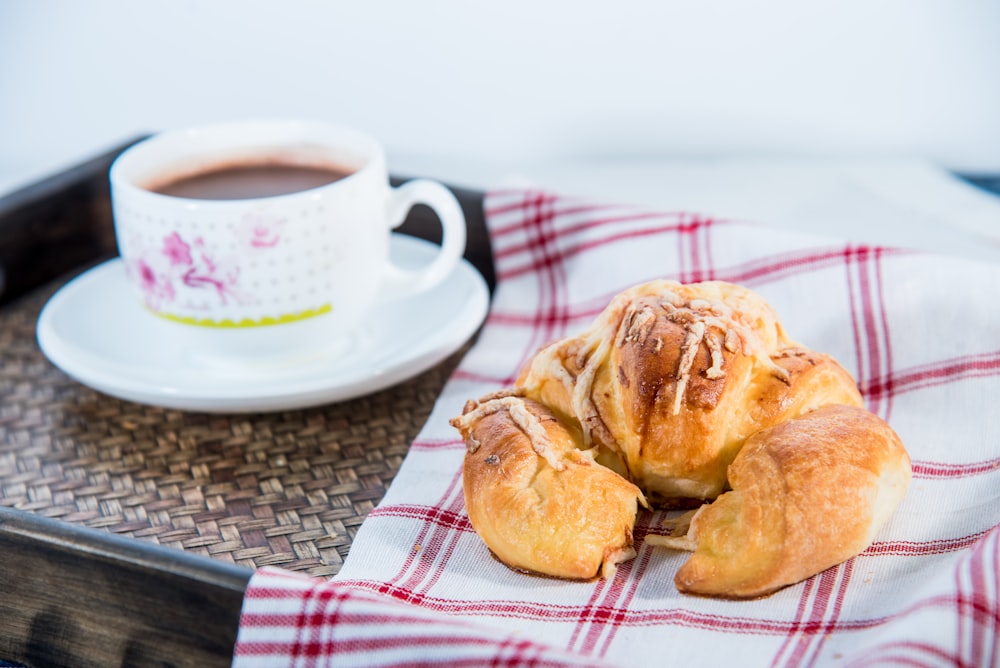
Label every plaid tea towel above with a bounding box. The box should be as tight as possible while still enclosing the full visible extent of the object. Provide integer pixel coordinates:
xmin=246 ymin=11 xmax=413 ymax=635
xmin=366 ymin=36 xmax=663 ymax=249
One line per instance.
xmin=233 ymin=188 xmax=1000 ymax=667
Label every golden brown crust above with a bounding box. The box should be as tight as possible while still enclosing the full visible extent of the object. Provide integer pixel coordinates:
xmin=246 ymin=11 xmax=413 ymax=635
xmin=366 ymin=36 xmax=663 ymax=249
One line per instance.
xmin=663 ymin=404 xmax=911 ymax=598
xmin=451 ymin=395 xmax=644 ymax=580
xmin=453 ymin=279 xmax=910 ymax=596
xmin=517 ymin=280 xmax=864 ymax=502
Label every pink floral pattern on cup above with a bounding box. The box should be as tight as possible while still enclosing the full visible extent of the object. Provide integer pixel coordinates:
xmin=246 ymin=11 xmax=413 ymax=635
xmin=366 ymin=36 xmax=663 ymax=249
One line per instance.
xmin=236 ymin=212 xmax=286 ymax=249
xmin=135 ymin=257 xmax=175 ymax=309
xmin=163 ymin=231 xmax=193 ymax=265
xmin=176 ymin=234 xmax=242 ymax=303
xmin=126 ymin=212 xmax=285 ymax=313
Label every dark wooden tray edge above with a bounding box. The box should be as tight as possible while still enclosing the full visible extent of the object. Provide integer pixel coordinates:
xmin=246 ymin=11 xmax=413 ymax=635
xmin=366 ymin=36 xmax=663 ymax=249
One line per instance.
xmin=0 ymin=505 xmax=251 ymax=667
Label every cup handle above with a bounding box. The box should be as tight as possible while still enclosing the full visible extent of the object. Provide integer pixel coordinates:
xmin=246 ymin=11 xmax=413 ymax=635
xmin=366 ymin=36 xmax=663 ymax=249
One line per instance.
xmin=380 ymin=179 xmax=467 ymax=299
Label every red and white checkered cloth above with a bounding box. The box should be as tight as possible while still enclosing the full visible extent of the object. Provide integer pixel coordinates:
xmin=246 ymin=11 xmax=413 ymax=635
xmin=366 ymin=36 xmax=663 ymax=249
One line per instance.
xmin=233 ymin=189 xmax=1000 ymax=667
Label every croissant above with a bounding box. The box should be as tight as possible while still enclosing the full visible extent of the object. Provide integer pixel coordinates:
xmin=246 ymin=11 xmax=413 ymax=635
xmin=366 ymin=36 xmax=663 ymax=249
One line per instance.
xmin=648 ymin=404 xmax=910 ymax=598
xmin=451 ymin=280 xmax=911 ymax=597
xmin=451 ymin=391 xmax=645 ymax=580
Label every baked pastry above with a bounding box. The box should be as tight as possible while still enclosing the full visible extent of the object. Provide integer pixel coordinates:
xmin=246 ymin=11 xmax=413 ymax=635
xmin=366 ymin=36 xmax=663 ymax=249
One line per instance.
xmin=451 ymin=279 xmax=910 ymax=596
xmin=647 ymin=405 xmax=911 ymax=598
xmin=516 ymin=280 xmax=864 ymax=503
xmin=451 ymin=392 xmax=645 ymax=580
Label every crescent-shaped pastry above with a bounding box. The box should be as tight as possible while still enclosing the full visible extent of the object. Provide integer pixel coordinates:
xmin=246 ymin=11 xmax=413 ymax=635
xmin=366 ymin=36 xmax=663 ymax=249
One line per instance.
xmin=451 ymin=392 xmax=645 ymax=580
xmin=451 ymin=280 xmax=910 ymax=597
xmin=648 ymin=404 xmax=912 ymax=598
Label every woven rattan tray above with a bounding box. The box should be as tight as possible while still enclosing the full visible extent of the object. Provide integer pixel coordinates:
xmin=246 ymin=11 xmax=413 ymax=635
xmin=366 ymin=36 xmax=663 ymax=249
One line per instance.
xmin=0 ymin=142 xmax=493 ymax=667
xmin=1 ymin=280 xmax=468 ymax=576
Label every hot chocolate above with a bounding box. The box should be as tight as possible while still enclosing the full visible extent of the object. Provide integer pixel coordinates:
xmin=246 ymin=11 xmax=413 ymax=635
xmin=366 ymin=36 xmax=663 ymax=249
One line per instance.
xmin=147 ymin=162 xmax=352 ymax=200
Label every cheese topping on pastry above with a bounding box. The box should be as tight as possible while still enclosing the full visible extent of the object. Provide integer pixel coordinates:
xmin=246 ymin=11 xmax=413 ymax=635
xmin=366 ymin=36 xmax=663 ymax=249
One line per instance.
xmin=451 ymin=279 xmax=911 ymax=597
xmin=453 ymin=393 xmax=564 ymax=471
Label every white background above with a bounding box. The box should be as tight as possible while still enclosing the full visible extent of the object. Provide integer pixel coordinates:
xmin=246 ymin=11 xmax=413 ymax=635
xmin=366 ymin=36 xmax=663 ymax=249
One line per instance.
xmin=2 ymin=1 xmax=1000 ymax=185
xmin=2 ymin=0 xmax=999 ymax=260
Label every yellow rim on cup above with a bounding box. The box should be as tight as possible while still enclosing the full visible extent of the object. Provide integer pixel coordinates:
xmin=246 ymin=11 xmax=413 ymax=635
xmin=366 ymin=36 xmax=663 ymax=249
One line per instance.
xmin=153 ymin=303 xmax=333 ymax=328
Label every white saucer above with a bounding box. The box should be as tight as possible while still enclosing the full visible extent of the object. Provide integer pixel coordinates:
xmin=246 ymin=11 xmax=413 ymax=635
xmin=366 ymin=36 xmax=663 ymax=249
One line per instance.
xmin=37 ymin=234 xmax=490 ymax=413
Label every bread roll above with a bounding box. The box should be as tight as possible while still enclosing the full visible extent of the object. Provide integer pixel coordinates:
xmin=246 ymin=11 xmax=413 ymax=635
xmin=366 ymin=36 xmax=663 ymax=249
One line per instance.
xmin=451 ymin=392 xmax=645 ymax=580
xmin=451 ymin=280 xmax=910 ymax=596
xmin=648 ymin=405 xmax=911 ymax=598
xmin=517 ymin=280 xmax=864 ymax=503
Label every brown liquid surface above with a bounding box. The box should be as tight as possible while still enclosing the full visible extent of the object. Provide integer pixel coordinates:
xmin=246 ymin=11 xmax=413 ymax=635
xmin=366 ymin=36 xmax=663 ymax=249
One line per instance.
xmin=149 ymin=163 xmax=352 ymax=200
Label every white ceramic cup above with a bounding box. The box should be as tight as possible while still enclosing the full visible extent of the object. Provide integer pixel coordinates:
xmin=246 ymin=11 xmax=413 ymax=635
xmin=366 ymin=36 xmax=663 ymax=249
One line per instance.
xmin=109 ymin=119 xmax=467 ymax=366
